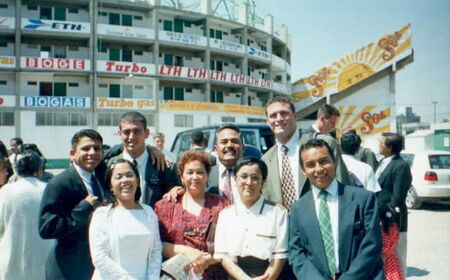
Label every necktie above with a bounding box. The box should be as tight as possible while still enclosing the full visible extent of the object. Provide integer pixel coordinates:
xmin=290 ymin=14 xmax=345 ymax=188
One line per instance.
xmin=133 ymin=159 xmax=138 ymax=167
xmin=281 ymin=145 xmax=296 ymax=209
xmin=90 ymin=175 xmax=103 ymax=201
xmin=318 ymin=190 xmax=337 ymax=276
xmin=223 ymin=168 xmax=233 ymax=203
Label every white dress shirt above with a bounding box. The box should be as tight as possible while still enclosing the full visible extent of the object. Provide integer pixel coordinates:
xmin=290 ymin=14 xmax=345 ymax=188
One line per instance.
xmin=276 ymin=129 xmax=300 ymax=198
xmin=342 ymin=154 xmax=381 ymax=193
xmin=214 ymin=196 xmax=288 ymax=261
xmin=311 ymin=180 xmax=339 ymax=272
xmin=311 ymin=123 xmax=321 ymax=133
xmin=123 ymin=150 xmax=149 ymax=203
xmin=375 ymin=154 xmax=395 ymax=179
xmin=218 ymin=161 xmax=239 ymax=203
xmin=73 ymin=163 xmax=104 ymax=198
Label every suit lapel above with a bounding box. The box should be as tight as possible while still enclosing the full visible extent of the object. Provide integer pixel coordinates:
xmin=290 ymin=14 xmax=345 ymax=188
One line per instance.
xmin=378 ymin=154 xmax=399 ymax=185
xmin=69 ymin=165 xmax=89 ymax=197
xmin=338 ymin=183 xmax=356 ymax=272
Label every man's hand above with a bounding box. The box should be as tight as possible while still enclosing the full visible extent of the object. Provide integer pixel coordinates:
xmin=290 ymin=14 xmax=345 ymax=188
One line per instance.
xmin=85 ymin=195 xmax=99 ymax=207
xmin=163 ymin=186 xmax=185 ymax=202
xmin=189 ymin=252 xmax=212 ymax=274
xmin=253 ymin=271 xmax=270 ymax=280
xmin=147 ymin=145 xmax=172 ymax=170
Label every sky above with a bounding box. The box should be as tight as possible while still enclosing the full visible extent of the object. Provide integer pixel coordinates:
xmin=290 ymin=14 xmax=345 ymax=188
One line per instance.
xmin=257 ymin=0 xmax=450 ymax=123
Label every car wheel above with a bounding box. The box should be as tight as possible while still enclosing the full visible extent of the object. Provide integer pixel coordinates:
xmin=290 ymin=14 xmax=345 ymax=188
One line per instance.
xmin=406 ymin=187 xmax=422 ymax=209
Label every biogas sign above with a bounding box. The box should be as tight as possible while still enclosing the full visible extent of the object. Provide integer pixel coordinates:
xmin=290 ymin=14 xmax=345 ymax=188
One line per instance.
xmin=97 ymin=97 xmax=155 ymax=110
xmin=22 ymin=18 xmax=90 ymax=34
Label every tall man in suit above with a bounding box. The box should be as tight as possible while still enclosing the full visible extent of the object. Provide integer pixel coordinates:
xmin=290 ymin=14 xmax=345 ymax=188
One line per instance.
xmin=108 ymin=111 xmax=178 ymax=207
xmin=376 ymin=132 xmax=412 ymax=275
xmin=39 ymin=129 xmax=105 ymax=280
xmin=289 ymin=139 xmax=384 ymax=280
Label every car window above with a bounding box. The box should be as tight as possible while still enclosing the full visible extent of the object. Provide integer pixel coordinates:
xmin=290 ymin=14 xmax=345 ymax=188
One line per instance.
xmin=241 ymin=130 xmax=257 ymax=147
xmin=172 ymin=133 xmax=192 ymax=155
xmin=400 ymin=153 xmax=414 ymax=166
xmin=428 ymin=155 xmax=450 ymax=169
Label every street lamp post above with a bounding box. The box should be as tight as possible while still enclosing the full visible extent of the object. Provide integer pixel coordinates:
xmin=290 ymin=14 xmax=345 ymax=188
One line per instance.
xmin=432 ymin=101 xmax=437 ymax=123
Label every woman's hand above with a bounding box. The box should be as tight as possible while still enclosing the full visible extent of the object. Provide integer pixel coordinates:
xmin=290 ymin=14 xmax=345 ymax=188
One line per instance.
xmin=252 ymin=271 xmax=270 ymax=280
xmin=188 ymin=252 xmax=214 ymax=274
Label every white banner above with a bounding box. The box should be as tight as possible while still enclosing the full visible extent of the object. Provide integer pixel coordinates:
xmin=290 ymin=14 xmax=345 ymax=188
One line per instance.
xmin=21 ymin=57 xmax=90 ymax=71
xmin=22 ymin=18 xmax=90 ymax=34
xmin=97 ymin=97 xmax=155 ymax=110
xmin=97 ymin=24 xmax=154 ymax=40
xmin=209 ymin=38 xmax=245 ymax=54
xmin=159 ymin=31 xmax=207 ymax=46
xmin=0 ymin=96 xmax=15 ymax=107
xmin=247 ymin=47 xmax=270 ymax=61
xmin=97 ymin=60 xmax=155 ymax=75
xmin=21 ymin=96 xmax=90 ymax=108
xmin=0 ymin=56 xmax=15 ymax=69
xmin=0 ymin=17 xmax=15 ymax=29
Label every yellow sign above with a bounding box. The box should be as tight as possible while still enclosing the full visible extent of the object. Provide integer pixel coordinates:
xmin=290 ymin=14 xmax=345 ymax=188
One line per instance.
xmin=292 ymin=24 xmax=412 ymax=104
xmin=97 ymin=98 xmax=155 ymax=110
xmin=159 ymin=100 xmax=265 ymax=115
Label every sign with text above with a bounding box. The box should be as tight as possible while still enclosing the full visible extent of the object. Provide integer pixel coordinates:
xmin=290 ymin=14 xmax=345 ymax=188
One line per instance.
xmin=21 ymin=57 xmax=90 ymax=71
xmin=247 ymin=47 xmax=270 ymax=61
xmin=21 ymin=96 xmax=90 ymax=108
xmin=0 ymin=96 xmax=16 ymax=107
xmin=97 ymin=97 xmax=155 ymax=110
xmin=209 ymin=38 xmax=245 ymax=54
xmin=22 ymin=18 xmax=90 ymax=34
xmin=159 ymin=31 xmax=207 ymax=46
xmin=97 ymin=24 xmax=154 ymax=40
xmin=158 ymin=65 xmax=271 ymax=89
xmin=0 ymin=56 xmax=15 ymax=68
xmin=0 ymin=17 xmax=15 ymax=29
xmin=97 ymin=61 xmax=155 ymax=75
xmin=160 ymin=100 xmax=265 ymax=115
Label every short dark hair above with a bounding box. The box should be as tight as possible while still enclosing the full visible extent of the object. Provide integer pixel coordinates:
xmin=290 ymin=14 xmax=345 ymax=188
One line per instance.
xmin=317 ymin=104 xmax=340 ymax=119
xmin=381 ymin=132 xmax=404 ymax=155
xmin=264 ymin=96 xmax=296 ymax=116
xmin=11 ymin=137 xmax=23 ymax=146
xmin=0 ymin=154 xmax=13 ymax=184
xmin=216 ymin=124 xmax=243 ymax=144
xmin=105 ymin=158 xmax=141 ymax=204
xmin=16 ymin=151 xmax=44 ymax=177
xmin=340 ymin=133 xmax=361 ymax=155
xmin=191 ymin=131 xmax=206 ymax=146
xmin=0 ymin=141 xmax=8 ymax=157
xmin=299 ymin=139 xmax=335 ymax=168
xmin=71 ymin=129 xmax=103 ymax=150
xmin=178 ymin=150 xmax=212 ymax=177
xmin=234 ymin=157 xmax=268 ymax=182
xmin=119 ymin=111 xmax=147 ymax=130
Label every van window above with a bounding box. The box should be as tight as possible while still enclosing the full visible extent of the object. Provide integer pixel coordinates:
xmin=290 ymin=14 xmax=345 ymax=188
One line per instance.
xmin=429 ymin=155 xmax=450 ymax=169
xmin=241 ymin=130 xmax=257 ymax=147
xmin=172 ymin=133 xmax=192 ymax=155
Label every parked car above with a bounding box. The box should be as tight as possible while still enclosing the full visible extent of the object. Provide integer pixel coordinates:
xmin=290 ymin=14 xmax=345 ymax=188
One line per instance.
xmin=402 ymin=150 xmax=450 ymax=209
xmin=170 ymin=123 xmax=275 ymax=157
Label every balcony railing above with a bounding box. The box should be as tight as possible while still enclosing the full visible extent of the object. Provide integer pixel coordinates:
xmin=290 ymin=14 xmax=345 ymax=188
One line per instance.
xmin=97 ymin=24 xmax=155 ymax=40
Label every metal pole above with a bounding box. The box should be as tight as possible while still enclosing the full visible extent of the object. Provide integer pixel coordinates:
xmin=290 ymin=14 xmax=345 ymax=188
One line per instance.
xmin=432 ymin=101 xmax=437 ymax=123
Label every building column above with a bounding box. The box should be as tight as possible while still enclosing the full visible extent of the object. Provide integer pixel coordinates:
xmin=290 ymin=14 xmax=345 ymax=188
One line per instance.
xmin=14 ymin=0 xmax=22 ymax=137
xmin=90 ymin=0 xmax=98 ymax=129
xmin=152 ymin=6 xmax=161 ymax=133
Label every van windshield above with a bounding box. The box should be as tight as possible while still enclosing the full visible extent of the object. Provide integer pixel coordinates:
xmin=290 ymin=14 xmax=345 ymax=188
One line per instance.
xmin=429 ymin=155 xmax=450 ymax=169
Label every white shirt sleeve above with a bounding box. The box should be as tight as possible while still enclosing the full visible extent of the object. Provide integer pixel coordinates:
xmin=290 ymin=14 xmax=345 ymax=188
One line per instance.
xmin=365 ymin=170 xmax=382 ymax=193
xmin=272 ymin=208 xmax=289 ymax=259
xmin=146 ymin=209 xmax=163 ymax=280
xmin=213 ymin=210 xmax=229 ymax=260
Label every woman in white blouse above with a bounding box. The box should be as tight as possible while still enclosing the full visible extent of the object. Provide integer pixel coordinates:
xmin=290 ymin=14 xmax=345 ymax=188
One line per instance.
xmin=214 ymin=157 xmax=288 ymax=279
xmin=89 ymin=158 xmax=162 ymax=279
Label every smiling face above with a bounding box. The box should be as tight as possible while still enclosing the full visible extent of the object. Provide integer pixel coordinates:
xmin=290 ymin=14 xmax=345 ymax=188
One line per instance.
xmin=154 ymin=137 xmax=165 ymax=151
xmin=119 ymin=121 xmax=150 ymax=158
xmin=181 ymin=160 xmax=208 ymax=196
xmin=300 ymin=146 xmax=335 ymax=190
xmin=110 ymin=162 xmax=139 ymax=205
xmin=216 ymin=128 xmax=243 ymax=168
xmin=236 ymin=163 xmax=264 ymax=207
xmin=266 ymin=101 xmax=297 ymax=144
xmin=70 ymin=137 xmax=102 ymax=173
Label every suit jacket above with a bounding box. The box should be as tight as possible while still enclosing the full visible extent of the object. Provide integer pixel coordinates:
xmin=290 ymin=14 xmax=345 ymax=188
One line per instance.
xmin=39 ymin=166 xmax=103 ymax=280
xmin=108 ymin=152 xmax=179 ymax=207
xmin=206 ymin=164 xmax=220 ymax=195
xmin=289 ymin=183 xmax=384 ymax=280
xmin=355 ymin=146 xmax=379 ymax=172
xmin=262 ymin=132 xmax=353 ymax=204
xmin=377 ymin=154 xmax=412 ymax=232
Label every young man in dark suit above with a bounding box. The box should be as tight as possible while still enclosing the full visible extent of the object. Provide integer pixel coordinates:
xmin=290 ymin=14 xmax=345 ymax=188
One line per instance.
xmin=376 ymin=132 xmax=412 ymax=275
xmin=289 ymin=139 xmax=384 ymax=280
xmin=39 ymin=129 xmax=105 ymax=280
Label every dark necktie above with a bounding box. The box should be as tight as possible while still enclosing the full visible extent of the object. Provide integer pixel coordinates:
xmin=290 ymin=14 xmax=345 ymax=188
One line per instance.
xmin=90 ymin=175 xmax=103 ymax=201
xmin=281 ymin=145 xmax=296 ymax=209
xmin=223 ymin=168 xmax=233 ymax=203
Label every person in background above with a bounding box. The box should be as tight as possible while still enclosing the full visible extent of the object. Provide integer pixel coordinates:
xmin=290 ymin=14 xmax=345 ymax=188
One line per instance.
xmin=0 ymin=155 xmax=13 ymax=188
xmin=214 ymin=158 xmax=287 ymax=279
xmin=191 ymin=131 xmax=217 ymax=166
xmin=0 ymin=151 xmax=54 ymax=279
xmin=154 ymin=150 xmax=228 ymax=279
xmin=9 ymin=137 xmax=23 ymax=173
xmin=342 ymin=128 xmax=379 ymax=172
xmin=89 ymin=158 xmax=162 ymax=279
xmin=153 ymin=132 xmax=176 ymax=162
xmin=0 ymin=141 xmax=8 ymax=158
xmin=302 ymin=104 xmax=340 ymax=136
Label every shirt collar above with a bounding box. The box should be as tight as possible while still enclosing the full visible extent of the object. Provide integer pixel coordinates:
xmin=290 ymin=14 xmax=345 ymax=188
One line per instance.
xmin=276 ymin=129 xmax=300 ymax=152
xmin=218 ymin=160 xmax=234 ymax=177
xmin=123 ymin=149 xmax=149 ymax=166
xmin=73 ymin=163 xmax=93 ymax=181
xmin=312 ymin=123 xmax=321 ymax=133
xmin=311 ymin=179 xmax=338 ymax=200
xmin=235 ymin=195 xmax=265 ymax=215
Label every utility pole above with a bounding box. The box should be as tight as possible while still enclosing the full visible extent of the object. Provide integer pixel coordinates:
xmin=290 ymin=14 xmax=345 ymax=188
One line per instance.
xmin=432 ymin=101 xmax=437 ymax=123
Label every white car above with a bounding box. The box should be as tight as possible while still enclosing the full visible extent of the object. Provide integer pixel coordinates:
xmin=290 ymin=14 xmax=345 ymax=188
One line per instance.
xmin=402 ymin=150 xmax=450 ymax=209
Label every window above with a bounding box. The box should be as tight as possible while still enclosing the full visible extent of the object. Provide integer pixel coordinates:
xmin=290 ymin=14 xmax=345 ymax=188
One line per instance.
xmin=174 ymin=114 xmax=193 ymax=128
xmin=40 ymin=45 xmax=51 ymax=52
xmin=163 ymin=20 xmax=173 ymax=31
xmin=28 ymin=5 xmax=38 ymax=10
xmin=109 ymin=13 xmax=120 ymax=25
xmin=134 ymin=85 xmax=144 ymax=90
xmin=54 ymin=45 xmax=66 ymax=58
xmin=210 ymin=91 xmax=223 ymax=103
xmin=122 ymin=49 xmax=132 ymax=62
xmin=98 ymin=45 xmax=107 ymax=53
xmin=68 ymin=83 xmax=79 ymax=87
xmin=68 ymin=8 xmax=79 ymax=14
xmin=174 ymin=19 xmax=183 ymax=32
xmin=36 ymin=112 xmax=87 ymax=126
xmin=98 ymin=112 xmax=154 ymax=127
xmin=134 ymin=15 xmax=143 ymax=20
xmin=54 ymin=7 xmax=66 ymax=21
xmin=98 ymin=84 xmax=107 ymax=88
xmin=174 ymin=88 xmax=184 ymax=101
xmin=185 ymin=88 xmax=192 ymax=93
xmin=221 ymin=116 xmax=235 ymax=123
xmin=0 ymin=4 xmax=7 ymax=9
xmin=0 ymin=41 xmax=7 ymax=47
xmin=174 ymin=56 xmax=183 ymax=66
xmin=98 ymin=11 xmax=107 ymax=16
xmin=164 ymin=54 xmax=173 ymax=65
xmin=39 ymin=82 xmax=52 ymax=96
xmin=0 ymin=80 xmax=6 ymax=85
xmin=109 ymin=84 xmax=120 ymax=98
xmin=122 ymin=14 xmax=132 ymax=26
xmin=0 ymin=112 xmax=14 ymax=126
xmin=163 ymin=87 xmax=173 ymax=100
xmin=134 ymin=50 xmax=143 ymax=56
xmin=109 ymin=48 xmax=120 ymax=61
xmin=27 ymin=81 xmax=37 ymax=86
xmin=40 ymin=7 xmax=52 ymax=20
xmin=247 ymin=96 xmax=251 ymax=106
xmin=54 ymin=82 xmax=67 ymax=96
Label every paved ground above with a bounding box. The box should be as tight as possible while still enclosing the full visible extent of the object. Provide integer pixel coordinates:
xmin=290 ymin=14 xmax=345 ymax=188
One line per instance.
xmin=406 ymin=202 xmax=450 ymax=279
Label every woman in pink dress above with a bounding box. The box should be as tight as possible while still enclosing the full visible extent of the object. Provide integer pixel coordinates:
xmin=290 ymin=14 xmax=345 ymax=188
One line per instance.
xmin=380 ymin=204 xmax=404 ymax=280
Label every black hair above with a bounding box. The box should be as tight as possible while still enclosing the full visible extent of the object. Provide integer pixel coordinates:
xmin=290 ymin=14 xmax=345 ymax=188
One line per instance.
xmin=234 ymin=157 xmax=268 ymax=182
xmin=120 ymin=111 xmax=147 ymax=130
xmin=381 ymin=132 xmax=404 ymax=155
xmin=21 ymin=143 xmax=43 ymax=157
xmin=105 ymin=158 xmax=141 ymax=205
xmin=317 ymin=104 xmax=340 ymax=118
xmin=0 ymin=154 xmax=13 ymax=185
xmin=0 ymin=141 xmax=8 ymax=157
xmin=11 ymin=137 xmax=23 ymax=146
xmin=191 ymin=131 xmax=207 ymax=146
xmin=299 ymin=139 xmax=335 ymax=168
xmin=16 ymin=151 xmax=44 ymax=177
xmin=216 ymin=123 xmax=244 ymax=144
xmin=71 ymin=129 xmax=103 ymax=150
xmin=340 ymin=133 xmax=361 ymax=155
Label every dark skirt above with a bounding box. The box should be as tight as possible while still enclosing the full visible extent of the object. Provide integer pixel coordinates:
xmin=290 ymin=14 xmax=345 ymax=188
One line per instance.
xmin=236 ymin=256 xmax=270 ymax=277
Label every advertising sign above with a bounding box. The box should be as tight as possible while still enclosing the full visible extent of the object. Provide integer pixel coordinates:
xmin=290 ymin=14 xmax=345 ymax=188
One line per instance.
xmin=97 ymin=97 xmax=155 ymax=110
xmin=158 ymin=65 xmax=271 ymax=89
xmin=0 ymin=56 xmax=15 ymax=68
xmin=0 ymin=17 xmax=15 ymax=29
xmin=209 ymin=38 xmax=245 ymax=54
xmin=0 ymin=96 xmax=16 ymax=107
xmin=97 ymin=24 xmax=154 ymax=40
xmin=247 ymin=47 xmax=270 ymax=60
xmin=97 ymin=61 xmax=155 ymax=75
xmin=22 ymin=18 xmax=90 ymax=34
xmin=22 ymin=96 xmax=90 ymax=108
xmin=21 ymin=57 xmax=90 ymax=71
xmin=160 ymin=100 xmax=265 ymax=115
xmin=159 ymin=31 xmax=207 ymax=46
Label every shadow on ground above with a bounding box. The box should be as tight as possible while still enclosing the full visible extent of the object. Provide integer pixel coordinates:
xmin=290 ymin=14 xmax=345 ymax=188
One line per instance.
xmin=407 ymin=266 xmax=430 ymax=277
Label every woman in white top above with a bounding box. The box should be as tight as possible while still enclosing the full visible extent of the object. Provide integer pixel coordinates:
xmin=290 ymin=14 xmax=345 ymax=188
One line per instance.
xmin=89 ymin=158 xmax=162 ymax=280
xmin=214 ymin=157 xmax=288 ymax=279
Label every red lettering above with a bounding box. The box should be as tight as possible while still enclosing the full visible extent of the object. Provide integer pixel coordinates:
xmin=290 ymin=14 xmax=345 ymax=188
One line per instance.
xmin=219 ymin=71 xmax=227 ymax=81
xmin=74 ymin=60 xmax=85 ymax=70
xmin=0 ymin=98 xmax=4 ymax=105
xmin=26 ymin=57 xmax=38 ymax=68
xmin=140 ymin=66 xmax=147 ymax=73
xmin=42 ymin=58 xmax=54 ymax=69
xmin=106 ymin=61 xmax=115 ymax=71
xmin=123 ymin=65 xmax=131 ymax=72
xmin=132 ymin=63 xmax=140 ymax=72
xmin=173 ymin=66 xmax=182 ymax=76
xmin=58 ymin=59 xmax=70 ymax=69
xmin=159 ymin=65 xmax=169 ymax=75
xmin=198 ymin=69 xmax=207 ymax=79
xmin=187 ymin=67 xmax=195 ymax=78
xmin=238 ymin=74 xmax=245 ymax=84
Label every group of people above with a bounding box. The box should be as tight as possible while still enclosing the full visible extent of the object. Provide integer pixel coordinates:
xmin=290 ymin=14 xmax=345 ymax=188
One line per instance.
xmin=0 ymin=97 xmax=412 ymax=280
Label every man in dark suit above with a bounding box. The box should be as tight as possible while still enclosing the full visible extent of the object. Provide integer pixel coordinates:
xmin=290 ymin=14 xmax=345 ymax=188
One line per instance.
xmin=302 ymin=103 xmax=340 ymax=137
xmin=39 ymin=129 xmax=105 ymax=280
xmin=108 ymin=111 xmax=178 ymax=207
xmin=376 ymin=132 xmax=412 ymax=275
xmin=289 ymin=139 xmax=384 ymax=280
